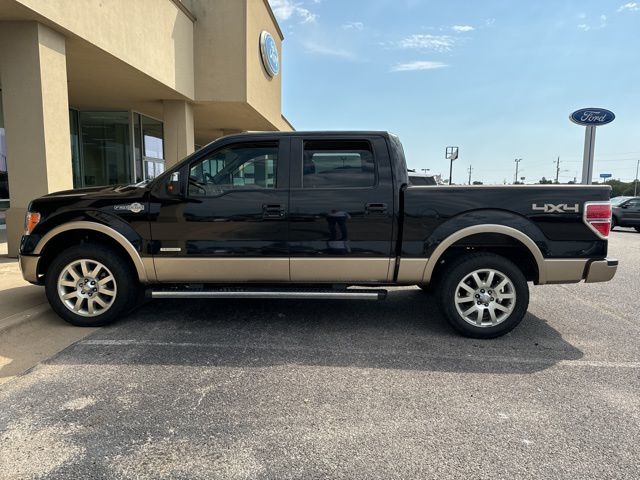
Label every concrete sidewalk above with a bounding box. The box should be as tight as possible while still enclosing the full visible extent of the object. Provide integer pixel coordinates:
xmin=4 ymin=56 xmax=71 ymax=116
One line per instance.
xmin=0 ymin=227 xmax=97 ymax=383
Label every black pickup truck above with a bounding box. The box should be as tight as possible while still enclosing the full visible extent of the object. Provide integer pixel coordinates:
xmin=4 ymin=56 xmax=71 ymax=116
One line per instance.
xmin=19 ymin=132 xmax=617 ymax=338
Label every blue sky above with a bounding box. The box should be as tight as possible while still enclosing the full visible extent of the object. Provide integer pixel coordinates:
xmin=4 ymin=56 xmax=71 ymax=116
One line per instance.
xmin=268 ymin=0 xmax=640 ymax=184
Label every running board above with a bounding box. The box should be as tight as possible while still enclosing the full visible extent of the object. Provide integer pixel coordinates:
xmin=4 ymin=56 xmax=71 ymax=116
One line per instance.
xmin=149 ymin=288 xmax=387 ymax=301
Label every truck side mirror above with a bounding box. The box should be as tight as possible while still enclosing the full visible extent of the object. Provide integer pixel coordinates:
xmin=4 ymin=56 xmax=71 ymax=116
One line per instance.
xmin=166 ymin=172 xmax=181 ymax=196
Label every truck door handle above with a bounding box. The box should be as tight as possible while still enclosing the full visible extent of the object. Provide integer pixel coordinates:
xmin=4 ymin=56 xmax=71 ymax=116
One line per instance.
xmin=262 ymin=204 xmax=285 ymax=219
xmin=365 ymin=203 xmax=388 ymax=215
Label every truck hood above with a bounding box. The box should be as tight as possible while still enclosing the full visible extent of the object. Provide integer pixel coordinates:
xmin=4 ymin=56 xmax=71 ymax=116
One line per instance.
xmin=41 ymin=184 xmax=142 ymax=199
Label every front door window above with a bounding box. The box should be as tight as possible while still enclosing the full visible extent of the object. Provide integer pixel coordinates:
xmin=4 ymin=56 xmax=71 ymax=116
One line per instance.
xmin=188 ymin=143 xmax=278 ymax=197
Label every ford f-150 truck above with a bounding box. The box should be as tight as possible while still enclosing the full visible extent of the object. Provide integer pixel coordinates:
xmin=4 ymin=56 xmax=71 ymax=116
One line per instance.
xmin=18 ymin=132 xmax=617 ymax=338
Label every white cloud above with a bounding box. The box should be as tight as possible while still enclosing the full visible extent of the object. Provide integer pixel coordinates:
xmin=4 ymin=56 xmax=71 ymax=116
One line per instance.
xmin=577 ymin=13 xmax=607 ymax=31
xmin=394 ymin=34 xmax=455 ymax=52
xmin=342 ymin=21 xmax=364 ymax=31
xmin=391 ymin=61 xmax=448 ymax=72
xmin=618 ymin=2 xmax=640 ymax=12
xmin=269 ymin=0 xmax=318 ymax=24
xmin=302 ymin=41 xmax=355 ymax=59
xmin=452 ymin=25 xmax=474 ymax=33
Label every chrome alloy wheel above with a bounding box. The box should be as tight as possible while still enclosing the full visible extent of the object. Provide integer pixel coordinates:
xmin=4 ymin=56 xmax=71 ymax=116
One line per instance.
xmin=454 ymin=268 xmax=516 ymax=327
xmin=57 ymin=259 xmax=117 ymax=317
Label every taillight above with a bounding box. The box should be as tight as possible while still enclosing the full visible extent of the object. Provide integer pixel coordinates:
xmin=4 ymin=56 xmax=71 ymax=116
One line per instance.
xmin=583 ymin=202 xmax=611 ymax=239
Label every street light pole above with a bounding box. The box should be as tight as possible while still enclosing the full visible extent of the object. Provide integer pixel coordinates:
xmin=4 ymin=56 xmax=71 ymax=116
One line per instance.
xmin=514 ymin=158 xmax=522 ymax=184
xmin=635 ymin=160 xmax=639 ymax=197
xmin=445 ymin=147 xmax=458 ymax=185
xmin=468 ymin=165 xmax=473 ymax=185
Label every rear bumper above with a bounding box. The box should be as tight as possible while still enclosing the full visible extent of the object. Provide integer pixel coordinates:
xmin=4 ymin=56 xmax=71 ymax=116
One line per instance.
xmin=585 ymin=258 xmax=618 ymax=283
xmin=19 ymin=254 xmax=41 ymax=284
xmin=542 ymin=257 xmax=617 ymax=284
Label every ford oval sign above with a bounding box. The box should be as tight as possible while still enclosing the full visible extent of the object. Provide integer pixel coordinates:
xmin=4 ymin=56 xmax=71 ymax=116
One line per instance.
xmin=569 ymin=108 xmax=615 ymax=126
xmin=260 ymin=31 xmax=279 ymax=77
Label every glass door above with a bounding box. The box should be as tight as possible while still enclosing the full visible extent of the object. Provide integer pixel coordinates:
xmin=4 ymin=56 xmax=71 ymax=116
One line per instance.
xmin=0 ymin=91 xmax=9 ymax=209
xmin=133 ymin=113 xmax=165 ymax=182
xmin=79 ymin=111 xmax=132 ymax=187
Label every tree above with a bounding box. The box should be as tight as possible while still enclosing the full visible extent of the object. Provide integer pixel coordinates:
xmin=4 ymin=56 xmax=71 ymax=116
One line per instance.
xmin=472 ymin=181 xmax=483 ymax=185
xmin=539 ymin=177 xmax=553 ymax=184
xmin=594 ymin=179 xmax=636 ymax=197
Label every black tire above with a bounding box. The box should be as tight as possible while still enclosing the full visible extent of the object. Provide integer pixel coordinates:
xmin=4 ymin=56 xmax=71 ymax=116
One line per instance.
xmin=437 ymin=252 xmax=529 ymax=339
xmin=635 ymin=226 xmax=640 ymax=233
xmin=611 ymin=216 xmax=617 ymax=230
xmin=45 ymin=244 xmax=139 ymax=327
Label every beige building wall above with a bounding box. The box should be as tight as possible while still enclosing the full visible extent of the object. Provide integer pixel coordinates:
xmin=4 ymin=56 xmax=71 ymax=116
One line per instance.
xmin=14 ymin=0 xmax=195 ymax=98
xmin=164 ymin=100 xmax=195 ymax=167
xmin=246 ymin=0 xmax=286 ymax=129
xmin=0 ymin=22 xmax=73 ymax=256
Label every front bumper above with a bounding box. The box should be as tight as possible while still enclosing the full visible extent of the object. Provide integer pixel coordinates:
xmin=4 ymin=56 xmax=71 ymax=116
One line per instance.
xmin=19 ymin=254 xmax=41 ymax=284
xmin=585 ymin=258 xmax=618 ymax=283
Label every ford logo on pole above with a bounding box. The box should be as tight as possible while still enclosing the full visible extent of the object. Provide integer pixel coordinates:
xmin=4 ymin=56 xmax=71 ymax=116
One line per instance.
xmin=569 ymin=108 xmax=615 ymax=126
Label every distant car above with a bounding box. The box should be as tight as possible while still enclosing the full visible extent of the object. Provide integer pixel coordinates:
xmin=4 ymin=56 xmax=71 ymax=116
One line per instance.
xmin=611 ymin=196 xmax=640 ymax=232
xmin=408 ymin=171 xmax=438 ymax=186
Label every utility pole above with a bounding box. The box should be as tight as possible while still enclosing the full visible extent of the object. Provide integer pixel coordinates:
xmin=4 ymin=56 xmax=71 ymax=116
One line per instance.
xmin=555 ymin=156 xmax=560 ymax=184
xmin=467 ymin=165 xmax=473 ymax=185
xmin=635 ymin=160 xmax=639 ymax=196
xmin=514 ymin=158 xmax=522 ymax=184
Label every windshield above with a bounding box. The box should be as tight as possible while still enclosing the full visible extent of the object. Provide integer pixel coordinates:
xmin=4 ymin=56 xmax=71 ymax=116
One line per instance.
xmin=611 ymin=196 xmax=630 ymax=206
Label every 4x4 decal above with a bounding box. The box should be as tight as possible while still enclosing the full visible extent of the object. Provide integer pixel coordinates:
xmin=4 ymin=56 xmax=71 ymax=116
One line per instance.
xmin=532 ymin=203 xmax=579 ymax=213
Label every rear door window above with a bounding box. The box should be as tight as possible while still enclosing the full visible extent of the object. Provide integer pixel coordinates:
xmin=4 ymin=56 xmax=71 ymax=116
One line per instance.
xmin=302 ymin=140 xmax=375 ymax=188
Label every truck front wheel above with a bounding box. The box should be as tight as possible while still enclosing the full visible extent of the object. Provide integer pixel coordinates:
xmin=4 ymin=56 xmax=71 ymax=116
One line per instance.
xmin=45 ymin=244 xmax=139 ymax=327
xmin=438 ymin=253 xmax=529 ymax=338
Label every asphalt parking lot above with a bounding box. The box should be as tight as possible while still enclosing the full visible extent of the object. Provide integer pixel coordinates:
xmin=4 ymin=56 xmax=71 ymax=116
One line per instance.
xmin=1 ymin=230 xmax=639 ymax=479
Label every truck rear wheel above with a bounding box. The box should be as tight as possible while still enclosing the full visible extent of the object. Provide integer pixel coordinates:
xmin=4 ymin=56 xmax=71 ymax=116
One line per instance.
xmin=45 ymin=244 xmax=139 ymax=327
xmin=438 ymin=253 xmax=529 ymax=338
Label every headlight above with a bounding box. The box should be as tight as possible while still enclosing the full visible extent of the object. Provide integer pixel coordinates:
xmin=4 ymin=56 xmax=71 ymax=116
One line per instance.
xmin=24 ymin=211 xmax=41 ymax=235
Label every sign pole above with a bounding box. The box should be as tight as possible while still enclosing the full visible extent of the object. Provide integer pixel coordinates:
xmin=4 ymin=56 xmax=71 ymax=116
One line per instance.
xmin=449 ymin=160 xmax=453 ymax=185
xmin=581 ymin=126 xmax=596 ymax=185
xmin=570 ymin=108 xmax=614 ymax=185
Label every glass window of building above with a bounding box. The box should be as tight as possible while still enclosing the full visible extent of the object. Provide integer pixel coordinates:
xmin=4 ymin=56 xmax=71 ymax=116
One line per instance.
xmin=0 ymin=91 xmax=8 ymax=206
xmin=133 ymin=113 xmax=165 ymax=182
xmin=69 ymin=109 xmax=82 ymax=188
xmin=79 ymin=111 xmax=132 ymax=187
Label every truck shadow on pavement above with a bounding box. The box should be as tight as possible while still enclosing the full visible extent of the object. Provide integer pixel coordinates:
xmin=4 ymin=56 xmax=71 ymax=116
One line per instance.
xmin=48 ymin=288 xmax=584 ymax=375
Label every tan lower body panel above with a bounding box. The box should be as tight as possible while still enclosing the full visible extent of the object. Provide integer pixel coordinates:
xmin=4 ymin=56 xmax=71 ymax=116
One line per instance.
xmin=290 ymin=258 xmax=392 ymax=283
xmin=585 ymin=259 xmax=617 ymax=283
xmin=153 ymin=258 xmax=290 ymax=282
xmin=395 ymin=258 xmax=429 ymax=284
xmin=541 ymin=259 xmax=588 ymax=284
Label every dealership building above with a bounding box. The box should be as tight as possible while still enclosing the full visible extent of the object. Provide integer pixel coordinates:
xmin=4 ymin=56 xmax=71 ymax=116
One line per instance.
xmin=0 ymin=0 xmax=291 ymax=255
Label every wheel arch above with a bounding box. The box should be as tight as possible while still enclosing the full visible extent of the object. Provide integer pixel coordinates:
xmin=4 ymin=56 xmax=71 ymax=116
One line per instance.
xmin=423 ymin=224 xmax=546 ymax=285
xmin=34 ymin=221 xmax=151 ymax=283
